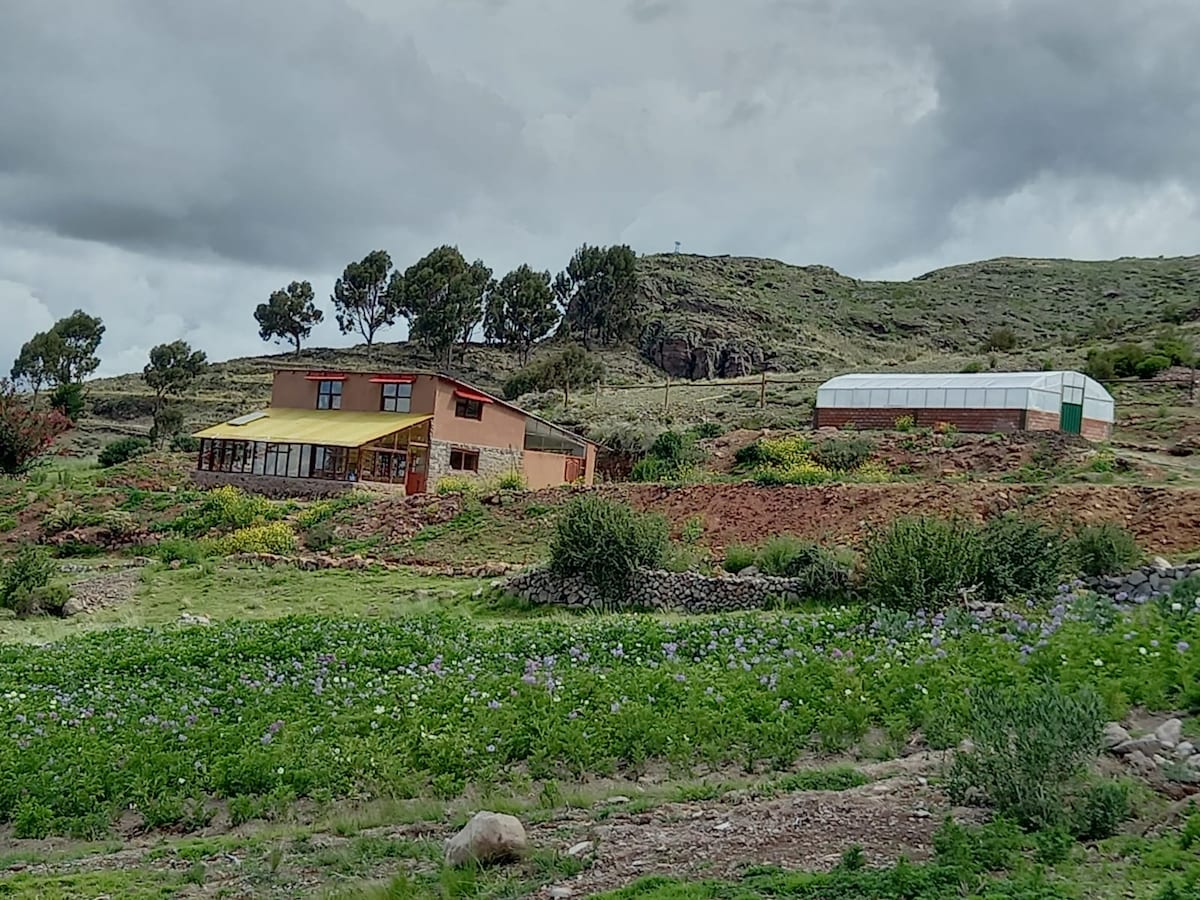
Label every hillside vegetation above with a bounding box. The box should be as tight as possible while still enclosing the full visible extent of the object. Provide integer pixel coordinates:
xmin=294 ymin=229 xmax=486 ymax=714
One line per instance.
xmin=70 ymin=252 xmax=1200 ymax=450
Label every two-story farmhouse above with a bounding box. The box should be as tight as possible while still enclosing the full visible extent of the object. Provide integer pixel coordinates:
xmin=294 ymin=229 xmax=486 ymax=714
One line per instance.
xmin=192 ymin=368 xmax=596 ymax=494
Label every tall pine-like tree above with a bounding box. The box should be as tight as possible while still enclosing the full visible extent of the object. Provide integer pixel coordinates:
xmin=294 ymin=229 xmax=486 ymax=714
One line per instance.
xmin=400 ymin=246 xmax=491 ymax=367
xmin=255 ymin=281 xmax=324 ymax=356
xmin=554 ymin=244 xmax=640 ymax=348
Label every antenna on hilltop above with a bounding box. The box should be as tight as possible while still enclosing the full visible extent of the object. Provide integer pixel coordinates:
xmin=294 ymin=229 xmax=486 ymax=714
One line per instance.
xmin=673 ymin=241 xmax=681 ymax=254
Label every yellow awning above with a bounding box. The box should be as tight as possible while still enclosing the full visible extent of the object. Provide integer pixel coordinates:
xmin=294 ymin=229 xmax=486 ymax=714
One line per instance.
xmin=193 ymin=408 xmax=431 ymax=448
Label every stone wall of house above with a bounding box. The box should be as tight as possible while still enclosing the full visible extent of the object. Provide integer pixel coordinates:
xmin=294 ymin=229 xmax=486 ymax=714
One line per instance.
xmin=428 ymin=439 xmax=523 ymax=487
xmin=504 ymin=567 xmax=813 ymax=613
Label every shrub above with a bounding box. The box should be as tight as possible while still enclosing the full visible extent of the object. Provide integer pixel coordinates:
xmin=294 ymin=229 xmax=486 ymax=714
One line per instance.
xmin=1 ymin=545 xmax=57 ymax=611
xmin=893 ymin=415 xmax=916 ymax=432
xmin=850 ymin=460 xmax=892 ymax=483
xmin=863 ymin=516 xmax=982 ymax=611
xmin=436 ymin=476 xmax=480 ymax=497
xmin=960 ymin=360 xmax=985 ymax=374
xmin=734 ymin=435 xmax=811 ymax=470
xmin=629 ymin=456 xmax=670 ymax=483
xmin=630 ymin=430 xmax=702 ymax=482
xmin=170 ymin=434 xmax=200 ymax=454
xmin=49 ymin=382 xmax=86 ymax=422
xmin=170 ymin=485 xmax=279 ymax=536
xmin=977 ymin=514 xmax=1066 ymax=603
xmin=98 ymin=436 xmax=150 ymax=468
xmin=215 ymin=522 xmax=296 ymax=555
xmin=9 ymin=583 xmax=71 ymax=617
xmin=42 ymin=501 xmax=83 ymax=534
xmin=0 ymin=380 xmax=72 ymax=475
xmin=947 ymin=683 xmax=1104 ymax=831
xmin=153 ymin=538 xmax=209 ymax=565
xmin=1136 ymin=354 xmax=1173 ymax=379
xmin=101 ymin=509 xmax=140 ymax=540
xmin=812 ymin=436 xmax=875 ymax=473
xmin=1071 ymin=781 xmax=1131 ymax=840
xmin=549 ymin=496 xmax=668 ymax=600
xmin=1072 ymin=523 xmax=1140 ymax=577
xmin=722 ymin=544 xmax=757 ymax=573
xmin=756 ymin=536 xmax=850 ymax=603
xmin=496 ymin=471 xmax=526 ymax=492
xmin=303 ymin=522 xmax=336 ymax=552
xmin=688 ymin=422 xmax=722 ymax=440
xmin=983 ymin=327 xmax=1018 ymax=352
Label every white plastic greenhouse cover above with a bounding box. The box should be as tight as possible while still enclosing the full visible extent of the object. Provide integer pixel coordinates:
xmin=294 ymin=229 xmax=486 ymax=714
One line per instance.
xmin=815 ymin=371 xmax=1115 ymax=423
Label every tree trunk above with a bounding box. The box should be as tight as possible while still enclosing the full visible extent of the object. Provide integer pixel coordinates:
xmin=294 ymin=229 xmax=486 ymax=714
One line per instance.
xmin=293 ymin=334 xmax=302 ymax=358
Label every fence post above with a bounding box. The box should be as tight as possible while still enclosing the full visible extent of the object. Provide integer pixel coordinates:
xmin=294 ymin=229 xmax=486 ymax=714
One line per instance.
xmin=759 ymin=369 xmax=767 ymax=409
xmin=663 ymin=375 xmax=671 ymax=412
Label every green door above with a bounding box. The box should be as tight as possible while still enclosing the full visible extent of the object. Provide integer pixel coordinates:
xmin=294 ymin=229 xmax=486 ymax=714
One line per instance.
xmin=1060 ymin=402 xmax=1083 ymax=434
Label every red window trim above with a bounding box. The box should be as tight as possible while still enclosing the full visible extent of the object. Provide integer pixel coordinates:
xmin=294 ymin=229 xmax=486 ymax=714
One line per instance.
xmin=370 ymin=375 xmax=416 ymax=384
xmin=453 ymin=388 xmax=493 ymax=404
xmin=305 ymin=372 xmax=348 ymax=381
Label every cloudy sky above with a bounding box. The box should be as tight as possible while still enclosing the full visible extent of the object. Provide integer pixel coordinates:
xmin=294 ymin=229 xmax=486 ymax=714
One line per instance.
xmin=2 ymin=0 xmax=1198 ymax=377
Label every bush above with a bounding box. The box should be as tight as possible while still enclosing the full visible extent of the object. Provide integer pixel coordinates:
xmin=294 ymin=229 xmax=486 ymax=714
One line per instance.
xmin=170 ymin=485 xmax=279 ymax=536
xmin=98 ymin=436 xmax=150 ymax=468
xmin=436 ymin=476 xmax=480 ymax=497
xmin=49 ymin=382 xmax=86 ymax=422
xmin=303 ymin=522 xmax=336 ymax=552
xmin=948 ymin=683 xmax=1104 ymax=831
xmin=892 ymin=415 xmax=916 ymax=432
xmin=153 ymin=538 xmax=209 ymax=565
xmin=1 ymin=545 xmax=58 ymax=611
xmin=977 ymin=514 xmax=1066 ymax=603
xmin=688 ymin=422 xmax=722 ymax=440
xmin=863 ymin=517 xmax=982 ymax=611
xmin=757 ymin=536 xmax=850 ymax=603
xmin=42 ymin=501 xmax=83 ymax=535
xmin=9 ymin=582 xmax=71 ymax=617
xmin=101 ymin=510 xmax=140 ymax=540
xmin=1071 ymin=781 xmax=1131 ymax=840
xmin=629 ymin=430 xmax=702 ymax=482
xmin=496 ymin=471 xmax=526 ymax=492
xmin=1072 ymin=523 xmax=1140 ymax=577
xmin=735 ymin=435 xmax=811 ymax=470
xmin=983 ymin=327 xmax=1018 ymax=352
xmin=170 ymin=434 xmax=200 ymax=454
xmin=549 ymin=496 xmax=668 ymax=600
xmin=1135 ymin=353 xmax=1172 ymax=379
xmin=214 ymin=522 xmax=296 ymax=555
xmin=722 ymin=544 xmax=757 ymax=573
xmin=812 ymin=436 xmax=875 ymax=473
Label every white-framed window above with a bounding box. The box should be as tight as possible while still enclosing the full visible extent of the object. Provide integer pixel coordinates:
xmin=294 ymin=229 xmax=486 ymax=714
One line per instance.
xmin=381 ymin=382 xmax=412 ymax=413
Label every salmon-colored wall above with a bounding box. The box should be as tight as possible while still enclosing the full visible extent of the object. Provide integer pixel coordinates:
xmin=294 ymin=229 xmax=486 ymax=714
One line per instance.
xmin=522 ymin=450 xmax=570 ymax=489
xmin=584 ymin=444 xmax=597 ymax=486
xmin=271 ymin=371 xmax=316 ymax=408
xmin=271 ymin=371 xmax=439 ymax=415
xmin=429 ymin=379 xmax=525 ymax=450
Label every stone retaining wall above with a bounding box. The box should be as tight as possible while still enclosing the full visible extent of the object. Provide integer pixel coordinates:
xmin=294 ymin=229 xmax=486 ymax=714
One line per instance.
xmin=1083 ymin=560 xmax=1200 ymax=600
xmin=507 ymin=560 xmax=1200 ymax=614
xmin=505 ymin=567 xmax=814 ymax=613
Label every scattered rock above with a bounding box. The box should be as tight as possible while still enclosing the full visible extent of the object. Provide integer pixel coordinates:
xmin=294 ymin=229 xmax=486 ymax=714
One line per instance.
xmin=179 ymin=612 xmax=212 ymax=626
xmin=713 ymin=821 xmax=733 ymax=832
xmin=444 ymin=811 xmax=528 ymax=868
xmin=61 ymin=597 xmax=86 ymax=617
xmin=1155 ymin=719 xmax=1183 ymax=748
xmin=1126 ymin=570 xmax=1149 ymax=587
xmin=548 ymin=888 xmax=574 ymax=899
xmin=1102 ymin=722 xmax=1131 ymax=749
xmin=1153 ymin=556 xmax=1173 ymax=571
xmin=1125 ymin=750 xmax=1156 ymax=775
xmin=1175 ymin=742 xmax=1196 ymax=760
xmin=1113 ymin=735 xmax=1166 ymax=757
xmin=602 ymin=796 xmax=631 ymax=805
xmin=566 ymin=841 xmax=594 ymax=858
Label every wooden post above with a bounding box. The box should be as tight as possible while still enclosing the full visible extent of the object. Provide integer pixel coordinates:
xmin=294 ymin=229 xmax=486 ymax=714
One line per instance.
xmin=593 ymin=380 xmax=600 ymax=408
xmin=1191 ymin=366 xmax=1196 ymax=402
xmin=759 ymin=369 xmax=767 ymax=409
xmin=663 ymin=375 xmax=671 ymax=412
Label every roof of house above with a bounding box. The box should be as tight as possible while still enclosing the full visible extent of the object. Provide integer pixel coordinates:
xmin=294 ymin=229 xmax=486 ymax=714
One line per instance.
xmin=193 ymin=408 xmax=431 ymax=448
xmin=818 ymin=371 xmax=1108 ymax=391
xmin=268 ymin=366 xmax=600 ymax=447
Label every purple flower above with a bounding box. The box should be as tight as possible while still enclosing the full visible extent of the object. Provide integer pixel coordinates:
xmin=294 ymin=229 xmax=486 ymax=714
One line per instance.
xmin=1177 ymin=641 xmax=1191 ymax=653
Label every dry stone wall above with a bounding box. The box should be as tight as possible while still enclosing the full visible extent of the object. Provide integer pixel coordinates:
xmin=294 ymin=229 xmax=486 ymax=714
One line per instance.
xmin=1083 ymin=560 xmax=1200 ymax=601
xmin=505 ymin=567 xmax=814 ymax=613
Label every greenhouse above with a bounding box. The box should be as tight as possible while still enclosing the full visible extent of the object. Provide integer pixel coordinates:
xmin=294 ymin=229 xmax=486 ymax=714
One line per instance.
xmin=814 ymin=371 xmax=1114 ymax=440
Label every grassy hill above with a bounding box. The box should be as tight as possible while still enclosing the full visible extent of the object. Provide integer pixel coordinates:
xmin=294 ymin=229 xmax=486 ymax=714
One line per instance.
xmin=73 ymin=252 xmax=1200 ymax=452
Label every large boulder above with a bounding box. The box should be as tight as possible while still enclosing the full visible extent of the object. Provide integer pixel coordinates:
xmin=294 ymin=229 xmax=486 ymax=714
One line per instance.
xmin=444 ymin=811 xmax=528 ymax=867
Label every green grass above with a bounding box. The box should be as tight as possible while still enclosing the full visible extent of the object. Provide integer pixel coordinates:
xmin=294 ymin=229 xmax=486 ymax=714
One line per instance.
xmin=0 ymin=562 xmax=491 ymax=643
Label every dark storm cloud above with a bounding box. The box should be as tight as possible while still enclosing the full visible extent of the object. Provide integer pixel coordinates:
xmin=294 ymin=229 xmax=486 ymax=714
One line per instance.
xmin=0 ymin=0 xmax=546 ymax=270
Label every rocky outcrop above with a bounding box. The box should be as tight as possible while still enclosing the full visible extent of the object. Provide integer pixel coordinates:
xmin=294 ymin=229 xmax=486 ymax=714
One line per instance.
xmin=641 ymin=331 xmax=766 ymax=380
